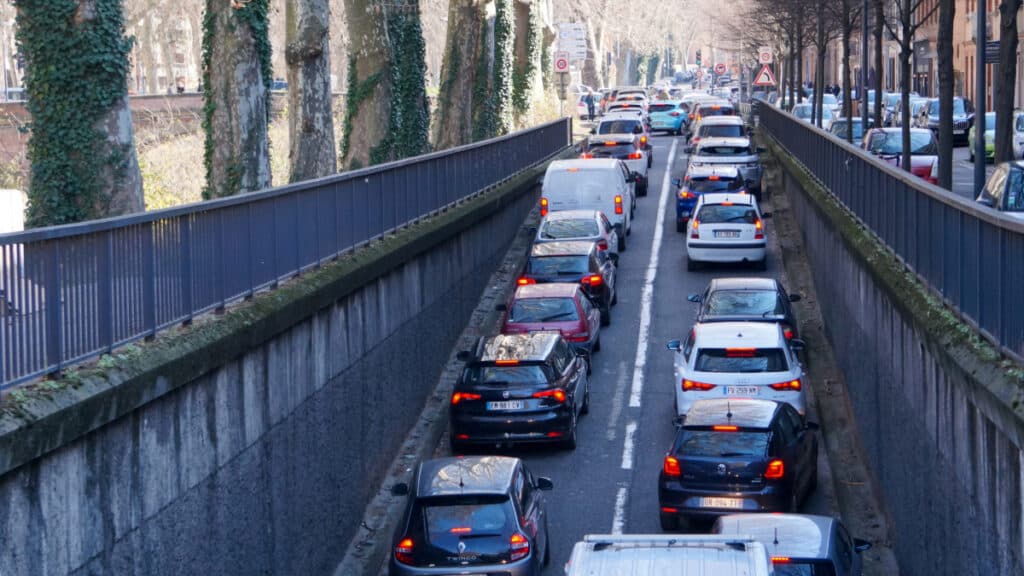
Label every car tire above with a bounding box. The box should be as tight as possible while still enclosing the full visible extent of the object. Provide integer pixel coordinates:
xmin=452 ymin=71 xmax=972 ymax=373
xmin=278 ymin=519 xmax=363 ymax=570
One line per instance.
xmin=660 ymin=514 xmax=680 ymax=531
xmin=676 ymin=220 xmax=686 ymax=233
xmin=594 ymin=336 xmax=602 ymax=352
xmin=638 ymin=180 xmax=648 ymax=197
xmin=543 ymin=534 xmax=551 ymax=566
xmin=564 ymin=413 xmax=578 ymax=450
xmin=617 ymin=227 xmax=627 ymax=251
xmin=581 ymin=380 xmax=591 ymax=415
xmin=969 ymin=148 xmax=975 ymax=163
xmin=611 ymin=289 xmax=618 ymax=306
xmin=647 ymin=155 xmax=653 ymax=169
xmin=600 ymin=306 xmax=611 ymax=326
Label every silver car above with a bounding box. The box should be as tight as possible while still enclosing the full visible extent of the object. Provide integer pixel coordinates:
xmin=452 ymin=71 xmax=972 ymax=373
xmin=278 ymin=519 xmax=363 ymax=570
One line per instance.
xmin=712 ymin=513 xmax=872 ymax=576
xmin=688 ymin=136 xmax=764 ymax=200
xmin=536 ymin=209 xmax=621 ymax=262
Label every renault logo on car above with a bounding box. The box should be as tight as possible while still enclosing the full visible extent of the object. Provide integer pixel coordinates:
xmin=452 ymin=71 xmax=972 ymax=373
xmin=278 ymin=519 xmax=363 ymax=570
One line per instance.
xmin=717 ymin=463 xmax=727 ymax=475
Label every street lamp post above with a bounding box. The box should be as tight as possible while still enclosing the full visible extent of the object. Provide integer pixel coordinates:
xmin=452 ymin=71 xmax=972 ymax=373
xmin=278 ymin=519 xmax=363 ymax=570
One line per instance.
xmin=974 ymin=0 xmax=986 ymax=192
xmin=861 ymin=0 xmax=869 ymax=132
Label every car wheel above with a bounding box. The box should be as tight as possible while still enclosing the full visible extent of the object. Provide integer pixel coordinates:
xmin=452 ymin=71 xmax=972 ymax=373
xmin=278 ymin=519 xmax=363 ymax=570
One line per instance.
xmin=564 ymin=413 xmax=578 ymax=450
xmin=676 ymin=220 xmax=686 ymax=233
xmin=647 ymin=155 xmax=653 ymax=168
xmin=594 ymin=336 xmax=602 ymax=352
xmin=600 ymin=306 xmax=611 ymax=326
xmin=617 ymin=228 xmax=627 ymax=251
xmin=611 ymin=289 xmax=618 ymax=306
xmin=543 ymin=533 xmax=551 ymax=566
xmin=660 ymin=513 xmax=680 ymax=531
xmin=581 ymin=380 xmax=591 ymax=415
xmin=789 ymin=489 xmax=800 ymax=513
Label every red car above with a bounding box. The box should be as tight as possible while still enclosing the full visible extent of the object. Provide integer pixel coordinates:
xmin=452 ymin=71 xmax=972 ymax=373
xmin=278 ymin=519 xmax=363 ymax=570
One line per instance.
xmin=862 ymin=127 xmax=938 ymax=185
xmin=501 ymin=283 xmax=602 ymax=355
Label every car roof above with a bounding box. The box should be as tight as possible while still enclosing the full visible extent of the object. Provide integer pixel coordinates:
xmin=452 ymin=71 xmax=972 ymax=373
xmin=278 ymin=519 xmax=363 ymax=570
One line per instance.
xmin=685 ymin=165 xmax=742 ymax=179
xmin=876 ymin=127 xmax=931 ymax=135
xmin=515 ymin=282 xmax=582 ymax=299
xmin=684 ymin=398 xmax=781 ymax=428
xmin=697 ymin=115 xmax=745 ymax=126
xmin=708 ymin=277 xmax=779 ymax=291
xmin=696 ymin=136 xmax=752 ymax=148
xmin=542 ymin=209 xmax=603 ymax=221
xmin=566 ymin=535 xmax=771 ymax=576
xmin=589 ymin=133 xmax=637 ymax=143
xmin=477 ymin=331 xmax=562 ymax=362
xmin=698 ymin=192 xmax=756 ymax=206
xmin=416 ymin=456 xmax=519 ymax=497
xmin=531 ymin=240 xmax=596 ymax=256
xmin=693 ymin=321 xmax=783 ymax=347
xmin=650 ymin=99 xmax=682 ymax=105
xmin=714 ymin=514 xmax=837 ymax=559
xmin=550 ymin=158 xmax=620 ymax=170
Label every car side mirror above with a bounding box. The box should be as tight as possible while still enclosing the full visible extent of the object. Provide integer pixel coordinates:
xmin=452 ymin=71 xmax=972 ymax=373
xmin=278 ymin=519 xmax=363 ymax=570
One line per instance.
xmin=535 ymin=477 xmax=554 ymax=491
xmin=854 ymin=538 xmax=873 ymax=553
xmin=456 ymin=350 xmax=472 ymax=362
xmin=977 ymin=196 xmax=994 ymax=208
xmin=788 ymin=293 xmax=802 ymax=302
xmin=761 ymin=212 xmax=772 ymax=218
xmin=672 ymin=415 xmax=685 ymax=428
xmin=687 ymin=294 xmax=701 ymax=303
xmin=805 ymin=421 xmax=820 ymax=431
xmin=672 ymin=177 xmax=683 ymax=188
xmin=590 ymin=128 xmax=597 ymax=135
xmin=391 ymin=482 xmax=409 ymax=496
xmin=626 ymin=173 xmax=636 ymax=183
xmin=667 ymin=339 xmax=682 ymax=351
xmin=789 ymin=338 xmax=806 ymax=352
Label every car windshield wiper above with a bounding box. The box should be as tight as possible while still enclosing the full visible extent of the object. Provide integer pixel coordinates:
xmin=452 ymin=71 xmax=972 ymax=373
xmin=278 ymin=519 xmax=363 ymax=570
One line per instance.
xmin=718 ymin=452 xmax=748 ymax=457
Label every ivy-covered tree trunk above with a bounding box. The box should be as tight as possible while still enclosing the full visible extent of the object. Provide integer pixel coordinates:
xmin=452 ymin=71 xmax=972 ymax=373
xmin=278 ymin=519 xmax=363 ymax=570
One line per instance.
xmin=340 ymin=0 xmax=429 ymax=169
xmin=435 ymin=0 xmax=487 ymax=149
xmin=511 ymin=0 xmax=542 ymax=125
xmin=203 ymin=0 xmax=272 ymax=198
xmin=18 ymin=0 xmax=144 ymax=227
xmin=580 ymin=19 xmax=602 ymax=88
xmin=285 ymin=0 xmax=336 ymax=181
xmin=490 ymin=0 xmax=515 ymax=135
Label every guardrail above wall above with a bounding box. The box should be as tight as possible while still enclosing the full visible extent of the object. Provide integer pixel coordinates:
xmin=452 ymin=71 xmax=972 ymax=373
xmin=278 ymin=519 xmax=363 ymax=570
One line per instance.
xmin=0 ymin=118 xmax=571 ymax=391
xmin=756 ymin=101 xmax=1024 ymax=363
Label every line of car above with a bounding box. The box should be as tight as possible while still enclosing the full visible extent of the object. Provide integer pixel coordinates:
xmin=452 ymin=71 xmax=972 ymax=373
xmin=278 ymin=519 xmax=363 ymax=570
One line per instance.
xmin=388 ymin=83 xmax=872 ymax=576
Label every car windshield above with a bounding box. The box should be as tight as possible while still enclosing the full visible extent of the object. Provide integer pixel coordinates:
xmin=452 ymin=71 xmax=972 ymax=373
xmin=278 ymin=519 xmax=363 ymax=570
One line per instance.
xmin=694 ymin=348 xmax=789 ymax=372
xmin=984 ymin=114 xmax=996 ymax=130
xmin=871 ymin=132 xmax=936 ymax=155
xmin=677 ymin=430 xmax=770 ymax=457
xmin=928 ymin=99 xmax=966 ymax=116
xmin=688 ymin=178 xmax=743 ymax=193
xmin=696 ymin=204 xmax=758 ymax=224
xmin=697 ymin=145 xmax=752 ymax=157
xmin=701 ymin=125 xmax=743 ymax=138
xmin=821 ymin=94 xmax=837 ymax=105
xmin=464 ymin=365 xmax=549 ymax=385
xmin=598 ymin=119 xmax=642 ymax=134
xmin=419 ymin=497 xmax=513 ymax=543
xmin=705 ymin=289 xmax=784 ymax=317
xmin=773 ymin=561 xmax=839 ymax=575
xmin=649 ymin=103 xmax=676 ymax=112
xmin=793 ymin=106 xmax=813 ymax=119
xmin=831 ymin=120 xmax=868 ymax=140
xmin=527 ymin=255 xmax=590 ymax=275
xmin=540 ymin=219 xmax=599 ymax=239
xmin=702 ymin=106 xmax=734 ymax=116
xmin=885 ymin=94 xmax=901 ymax=107
xmin=509 ymin=297 xmax=580 ymax=323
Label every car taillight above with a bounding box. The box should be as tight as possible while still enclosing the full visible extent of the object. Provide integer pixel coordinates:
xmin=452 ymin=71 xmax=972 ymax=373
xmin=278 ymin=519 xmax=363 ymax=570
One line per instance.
xmin=533 ymin=389 xmax=567 ymax=403
xmin=663 ymin=455 xmax=682 ymax=477
xmin=510 ymin=533 xmax=530 ymax=561
xmin=772 ymin=557 xmax=792 ymax=564
xmin=517 ymin=276 xmax=535 ymax=285
xmin=582 ymin=274 xmax=603 ymax=287
xmin=690 ymin=219 xmax=700 ymax=239
xmin=692 ymin=136 xmax=701 ymax=144
xmin=712 ymin=425 xmax=739 ymax=431
xmin=614 ymin=195 xmax=623 ymax=214
xmin=580 ymin=152 xmax=593 ymax=159
xmin=682 ymin=379 xmax=716 ymax=391
xmin=769 ymin=379 xmax=802 ymax=391
xmin=540 ymin=197 xmax=548 ymax=216
xmin=765 ymin=459 xmax=785 ymax=479
xmin=782 ymin=326 xmax=794 ymax=339
xmin=670 ymin=111 xmax=681 ymax=117
xmin=597 ymin=239 xmax=609 ymax=251
xmin=628 ymin=151 xmax=643 ymax=159
xmin=395 ymin=537 xmax=415 ymax=565
xmin=567 ymin=332 xmax=590 ymax=342
xmin=754 ymin=219 xmax=764 ymax=239
xmin=640 ymin=135 xmax=648 ymax=146
xmin=678 ymin=189 xmax=694 ymax=199
xmin=451 ymin=392 xmax=481 ymax=405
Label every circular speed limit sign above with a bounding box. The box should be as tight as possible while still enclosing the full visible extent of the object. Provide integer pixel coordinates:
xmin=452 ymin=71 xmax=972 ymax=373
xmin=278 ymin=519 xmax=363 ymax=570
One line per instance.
xmin=554 ymin=52 xmax=570 ymax=73
xmin=714 ymin=63 xmax=727 ymax=75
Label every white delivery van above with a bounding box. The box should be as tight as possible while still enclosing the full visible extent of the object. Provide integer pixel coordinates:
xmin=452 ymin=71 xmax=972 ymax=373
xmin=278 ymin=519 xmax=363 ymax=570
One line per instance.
xmin=541 ymin=159 xmax=634 ymax=251
xmin=564 ymin=534 xmax=774 ymax=576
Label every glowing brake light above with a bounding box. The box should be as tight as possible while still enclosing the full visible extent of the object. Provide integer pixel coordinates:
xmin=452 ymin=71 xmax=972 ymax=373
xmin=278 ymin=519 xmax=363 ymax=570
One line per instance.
xmin=533 ymin=389 xmax=567 ymax=403
xmin=517 ymin=276 xmax=535 ymax=285
xmin=765 ymin=459 xmax=785 ymax=479
xmin=754 ymin=219 xmax=764 ymax=239
xmin=580 ymin=152 xmax=593 ymax=159
xmin=495 ymin=359 xmax=520 ymax=366
xmin=540 ymin=197 xmax=548 ymax=216
xmin=670 ymin=111 xmax=681 ymax=117
xmin=614 ymin=195 xmax=623 ymax=215
xmin=597 ymin=239 xmax=609 ymax=251
xmin=678 ymin=189 xmax=694 ymax=200
xmin=769 ymin=379 xmax=802 ymax=391
xmin=450 ymin=527 xmax=473 ymax=534
xmin=783 ymin=326 xmax=795 ymax=339
xmin=510 ymin=533 xmax=530 ymax=561
xmin=771 ymin=557 xmax=792 ymax=564
xmin=682 ymin=379 xmax=716 ymax=391
xmin=451 ymin=392 xmax=482 ymax=405
xmin=708 ymin=174 xmax=720 ymax=180
xmin=627 ymin=151 xmax=643 ymax=159
xmin=712 ymin=425 xmax=739 ymax=431
xmin=640 ymin=135 xmax=648 ymax=146
xmin=395 ymin=537 xmax=415 ymax=565
xmin=604 ymin=141 xmax=618 ymax=146
xmin=663 ymin=455 xmax=682 ymax=477
xmin=582 ymin=274 xmax=603 ymax=287
xmin=726 ymin=347 xmax=756 ymax=357
xmin=690 ymin=219 xmax=700 ymax=238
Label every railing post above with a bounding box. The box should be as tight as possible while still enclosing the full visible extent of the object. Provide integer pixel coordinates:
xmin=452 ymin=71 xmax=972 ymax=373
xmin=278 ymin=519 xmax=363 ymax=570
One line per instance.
xmin=142 ymin=222 xmax=156 ymax=338
xmin=216 ymin=210 xmax=226 ymax=312
xmin=44 ymin=239 xmax=63 ymax=376
xmin=181 ymin=216 xmax=194 ymax=324
xmin=100 ymin=233 xmax=113 ymax=351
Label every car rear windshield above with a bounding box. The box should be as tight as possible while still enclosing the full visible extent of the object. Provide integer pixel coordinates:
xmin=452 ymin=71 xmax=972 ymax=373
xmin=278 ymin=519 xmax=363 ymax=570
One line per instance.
xmin=510 ymin=297 xmax=580 ymax=323
xmin=688 ymin=179 xmax=743 ymax=193
xmin=702 ymin=107 xmax=735 ymax=116
xmin=527 ymin=255 xmax=590 ymax=275
xmin=417 ymin=496 xmax=514 ymax=543
xmin=695 ymin=348 xmax=789 ymax=372
xmin=871 ymin=132 xmax=936 ymax=155
xmin=598 ymin=119 xmax=642 ymax=134
xmin=705 ymin=289 xmax=784 ymax=317
xmin=773 ymin=561 xmax=839 ymax=575
xmin=649 ymin=103 xmax=676 ymax=112
xmin=700 ymin=125 xmax=743 ymax=138
xmin=793 ymin=106 xmax=813 ymax=119
xmin=677 ymin=429 xmax=770 ymax=457
xmin=697 ymin=145 xmax=752 ymax=156
xmin=465 ymin=365 xmax=549 ymax=385
xmin=540 ymin=219 xmax=600 ymax=239
xmin=695 ymin=204 xmax=758 ymax=224
xmin=927 ymin=99 xmax=965 ymax=116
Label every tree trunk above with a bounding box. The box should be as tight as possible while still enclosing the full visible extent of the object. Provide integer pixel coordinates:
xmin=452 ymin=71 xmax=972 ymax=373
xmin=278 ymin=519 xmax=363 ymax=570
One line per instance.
xmin=816 ymin=49 xmax=828 ymax=126
xmin=141 ymin=15 xmax=158 ymax=94
xmin=842 ymin=9 xmax=853 ymax=143
xmin=873 ymin=0 xmax=884 ymax=128
xmin=203 ymin=0 xmax=271 ymax=197
xmin=581 ymin=18 xmax=602 ymax=88
xmin=937 ymin=0 xmax=955 ymax=188
xmin=797 ymin=34 xmax=804 ymax=105
xmin=435 ymin=0 xmax=486 ymax=149
xmin=995 ymin=0 xmax=1021 ymax=162
xmin=286 ymin=0 xmax=336 ymax=181
xmin=900 ymin=48 xmax=913 ymax=172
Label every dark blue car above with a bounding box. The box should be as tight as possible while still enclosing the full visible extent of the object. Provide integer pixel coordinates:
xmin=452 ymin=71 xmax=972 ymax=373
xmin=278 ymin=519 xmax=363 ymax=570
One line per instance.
xmin=673 ymin=167 xmax=746 ymax=232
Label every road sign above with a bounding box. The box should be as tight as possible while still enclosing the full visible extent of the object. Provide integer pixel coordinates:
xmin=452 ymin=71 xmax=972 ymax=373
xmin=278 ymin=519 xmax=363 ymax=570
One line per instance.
xmin=714 ymin=63 xmax=727 ymax=75
xmin=985 ymin=40 xmax=1000 ymax=64
xmin=758 ymin=47 xmax=773 ymax=64
xmin=554 ymin=52 xmax=571 ymax=74
xmin=753 ymin=64 xmax=777 ymax=87
xmin=558 ymin=23 xmax=588 ymax=60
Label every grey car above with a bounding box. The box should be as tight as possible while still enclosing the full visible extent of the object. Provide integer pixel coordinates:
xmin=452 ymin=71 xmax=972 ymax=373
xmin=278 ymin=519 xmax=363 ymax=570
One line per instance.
xmin=390 ymin=455 xmax=554 ymax=575
xmin=688 ymin=136 xmax=764 ymax=200
xmin=712 ymin=513 xmax=872 ymax=576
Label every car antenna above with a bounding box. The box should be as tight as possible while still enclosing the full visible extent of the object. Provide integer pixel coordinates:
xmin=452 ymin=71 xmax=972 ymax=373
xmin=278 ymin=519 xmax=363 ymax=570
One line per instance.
xmin=773 ymin=527 xmax=780 ymax=546
xmin=727 ymin=401 xmax=733 ymax=420
xmin=459 ymin=461 xmax=465 ymax=491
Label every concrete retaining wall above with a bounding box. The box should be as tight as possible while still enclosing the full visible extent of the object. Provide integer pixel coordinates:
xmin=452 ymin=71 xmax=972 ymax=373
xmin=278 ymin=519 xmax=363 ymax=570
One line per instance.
xmin=0 ymin=164 xmax=545 ymax=575
xmin=769 ymin=140 xmax=1024 ymax=576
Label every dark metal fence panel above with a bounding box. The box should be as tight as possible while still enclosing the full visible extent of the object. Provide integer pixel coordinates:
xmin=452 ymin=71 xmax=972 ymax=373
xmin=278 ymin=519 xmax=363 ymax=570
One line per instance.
xmin=0 ymin=118 xmax=569 ymax=390
xmin=756 ymin=102 xmax=1024 ymax=361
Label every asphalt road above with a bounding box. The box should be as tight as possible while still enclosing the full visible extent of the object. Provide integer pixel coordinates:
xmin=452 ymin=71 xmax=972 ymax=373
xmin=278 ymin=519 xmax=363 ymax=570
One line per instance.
xmin=418 ymin=131 xmax=838 ymax=574
xmin=950 ymin=144 xmax=994 ymax=199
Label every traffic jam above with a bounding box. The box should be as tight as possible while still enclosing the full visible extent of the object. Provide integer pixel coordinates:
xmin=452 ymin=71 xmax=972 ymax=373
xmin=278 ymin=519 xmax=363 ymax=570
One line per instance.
xmin=385 ymin=76 xmax=874 ymax=575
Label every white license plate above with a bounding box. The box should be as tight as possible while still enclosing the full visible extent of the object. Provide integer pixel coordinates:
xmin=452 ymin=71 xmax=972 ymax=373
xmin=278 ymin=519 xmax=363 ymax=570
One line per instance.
xmin=954 ymin=129 xmax=965 ymax=135
xmin=487 ymin=400 xmax=524 ymax=410
xmin=701 ymin=497 xmax=744 ymax=509
xmin=715 ymin=230 xmax=741 ymax=239
xmin=725 ymin=386 xmax=760 ymax=396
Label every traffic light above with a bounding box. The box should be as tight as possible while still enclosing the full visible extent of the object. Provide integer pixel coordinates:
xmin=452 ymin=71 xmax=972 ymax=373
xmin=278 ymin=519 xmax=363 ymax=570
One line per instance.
xmin=695 ymin=49 xmax=702 ymax=67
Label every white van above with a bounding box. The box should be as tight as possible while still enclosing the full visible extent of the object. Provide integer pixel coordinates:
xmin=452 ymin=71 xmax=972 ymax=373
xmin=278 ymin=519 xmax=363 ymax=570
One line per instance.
xmin=541 ymin=159 xmax=634 ymax=250
xmin=565 ymin=534 xmax=774 ymax=576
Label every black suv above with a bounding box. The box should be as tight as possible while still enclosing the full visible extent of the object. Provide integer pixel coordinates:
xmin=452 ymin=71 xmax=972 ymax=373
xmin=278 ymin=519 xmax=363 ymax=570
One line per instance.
xmin=659 ymin=398 xmax=819 ymax=531
xmin=688 ymin=277 xmax=802 ymax=340
xmin=389 ymin=456 xmax=553 ymax=576
xmin=451 ymin=332 xmax=590 ymax=450
xmin=518 ymin=240 xmax=617 ymax=325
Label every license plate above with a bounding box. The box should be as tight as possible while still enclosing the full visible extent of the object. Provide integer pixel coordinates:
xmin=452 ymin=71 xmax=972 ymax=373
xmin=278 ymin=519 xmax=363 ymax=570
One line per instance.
xmin=487 ymin=400 xmax=524 ymax=410
xmin=725 ymin=386 xmax=759 ymax=396
xmin=954 ymin=129 xmax=965 ymax=135
xmin=701 ymin=497 xmax=744 ymax=509
xmin=715 ymin=231 xmax=741 ymax=239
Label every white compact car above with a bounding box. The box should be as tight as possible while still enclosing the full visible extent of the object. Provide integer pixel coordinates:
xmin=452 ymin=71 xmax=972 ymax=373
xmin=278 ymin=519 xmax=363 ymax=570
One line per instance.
xmin=686 ymin=193 xmax=768 ymax=270
xmin=535 ymin=209 xmax=621 ymax=263
xmin=667 ymin=321 xmax=807 ymax=416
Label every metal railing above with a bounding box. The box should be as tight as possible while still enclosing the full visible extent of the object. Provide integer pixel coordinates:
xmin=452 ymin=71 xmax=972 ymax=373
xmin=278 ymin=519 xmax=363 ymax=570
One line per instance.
xmin=0 ymin=118 xmax=571 ymax=390
xmin=757 ymin=102 xmax=1024 ymax=362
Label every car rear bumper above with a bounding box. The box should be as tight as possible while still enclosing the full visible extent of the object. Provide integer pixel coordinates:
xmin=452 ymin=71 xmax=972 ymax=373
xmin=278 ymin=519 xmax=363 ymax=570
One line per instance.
xmin=391 ymin=554 xmax=535 ymax=576
xmin=687 ymin=242 xmax=766 ymax=263
xmin=675 ymin=386 xmax=806 ymax=416
xmin=451 ymin=409 xmax=573 ymax=446
xmin=658 ymin=482 xmax=790 ymax=519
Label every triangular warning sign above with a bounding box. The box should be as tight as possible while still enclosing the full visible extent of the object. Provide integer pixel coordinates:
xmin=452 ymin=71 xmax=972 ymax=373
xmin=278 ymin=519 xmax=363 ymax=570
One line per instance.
xmin=753 ymin=64 xmax=777 ymax=87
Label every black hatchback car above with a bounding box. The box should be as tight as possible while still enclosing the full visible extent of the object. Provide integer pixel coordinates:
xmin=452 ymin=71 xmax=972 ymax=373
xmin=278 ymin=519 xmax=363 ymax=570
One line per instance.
xmin=688 ymin=277 xmax=802 ymax=340
xmin=451 ymin=332 xmax=590 ymax=450
xmin=659 ymin=398 xmax=819 ymax=531
xmin=389 ymin=456 xmax=554 ymax=576
xmin=518 ymin=240 xmax=617 ymax=325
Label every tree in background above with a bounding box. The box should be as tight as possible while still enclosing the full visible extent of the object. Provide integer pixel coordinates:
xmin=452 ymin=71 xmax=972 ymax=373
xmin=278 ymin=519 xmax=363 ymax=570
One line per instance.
xmin=18 ymin=0 xmax=144 ymax=227
xmin=285 ymin=0 xmax=336 ymax=181
xmin=884 ymin=0 xmax=937 ymax=173
xmin=202 ymin=0 xmax=272 ymax=198
xmin=936 ymin=0 xmax=954 ymax=188
xmin=434 ymin=0 xmax=487 ymax=148
xmin=995 ymin=0 xmax=1021 ymax=163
